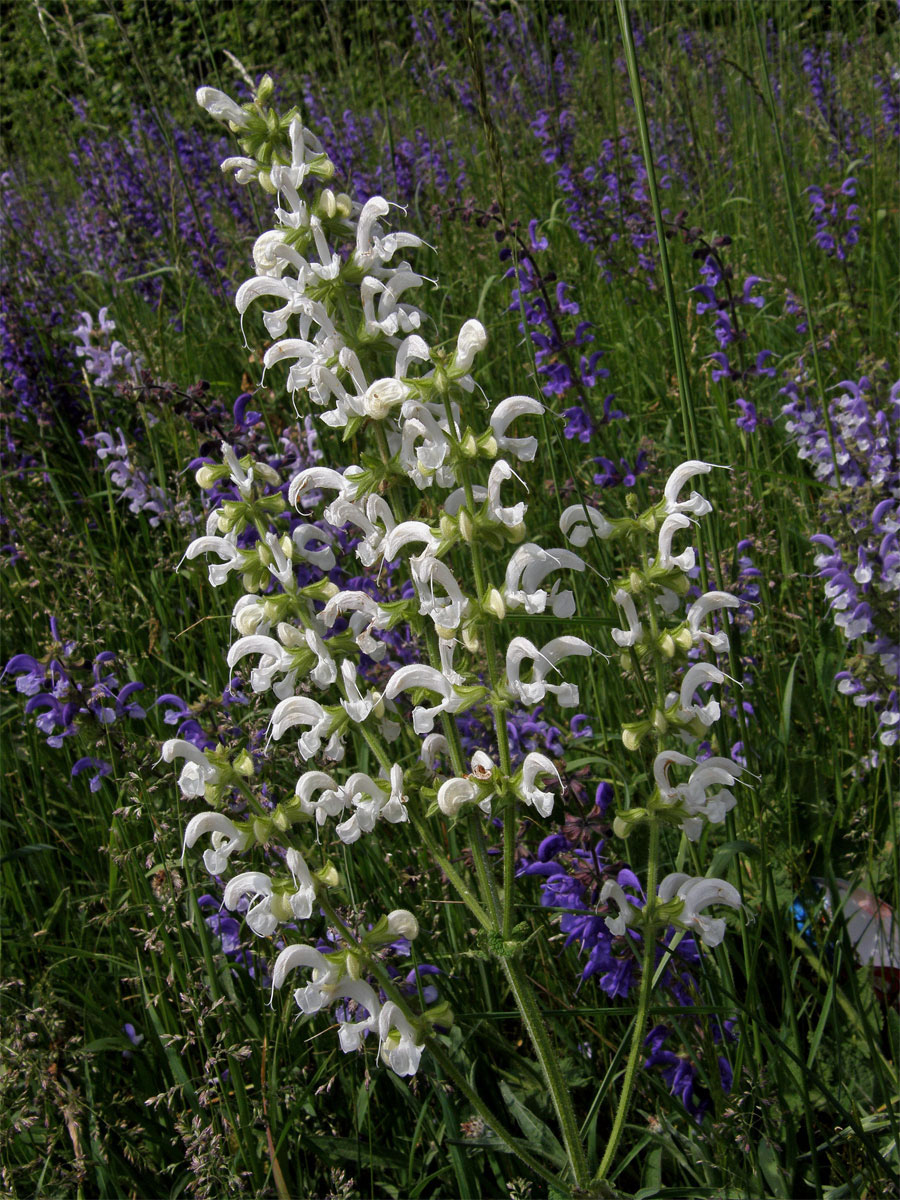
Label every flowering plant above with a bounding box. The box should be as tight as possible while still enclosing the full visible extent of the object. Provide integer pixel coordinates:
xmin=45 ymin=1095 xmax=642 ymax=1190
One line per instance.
xmin=164 ymin=73 xmax=750 ymax=1193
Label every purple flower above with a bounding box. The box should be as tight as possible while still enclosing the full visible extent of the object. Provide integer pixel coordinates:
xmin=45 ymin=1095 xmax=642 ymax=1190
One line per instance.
xmin=72 ymin=756 xmax=113 ymax=791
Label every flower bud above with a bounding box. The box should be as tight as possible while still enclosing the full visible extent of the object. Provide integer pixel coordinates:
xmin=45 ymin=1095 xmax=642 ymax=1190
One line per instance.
xmin=387 ymin=909 xmax=419 ymax=940
xmin=675 ymin=627 xmax=694 ymax=650
xmin=622 ymin=727 xmax=640 ymax=751
xmin=316 ymin=862 xmax=340 ymax=889
xmin=256 ymin=74 xmax=275 ymax=105
xmin=458 ymin=509 xmax=474 ymax=543
xmin=195 ymin=465 xmax=218 ymax=489
xmin=233 ymin=749 xmax=255 ymax=777
xmin=484 ymin=588 xmax=506 ymax=620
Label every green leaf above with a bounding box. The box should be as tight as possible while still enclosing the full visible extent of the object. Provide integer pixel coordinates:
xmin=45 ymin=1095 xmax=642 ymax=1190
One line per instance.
xmin=707 ymin=839 xmax=758 ymax=879
xmin=498 ymin=1081 xmax=567 ymax=1169
xmin=779 ymin=654 xmax=799 ymax=744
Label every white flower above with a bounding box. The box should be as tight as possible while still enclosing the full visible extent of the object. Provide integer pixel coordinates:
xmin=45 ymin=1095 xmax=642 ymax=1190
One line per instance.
xmin=387 ymin=909 xmax=419 ymax=940
xmin=658 ymin=874 xmax=742 ymax=947
xmin=182 ymin=811 xmax=249 ymax=875
xmin=451 ymin=318 xmax=487 ymax=374
xmin=381 ymin=521 xmax=440 ymax=562
xmin=663 ymin=460 xmax=714 ymax=517
xmin=611 ymin=588 xmax=643 ymax=648
xmin=678 ymin=663 xmax=727 ymax=726
xmin=182 ymin=534 xmax=253 ymax=587
xmin=504 ymin=544 xmax=585 ymax=618
xmin=337 ymin=659 xmax=380 ymax=723
xmin=196 ymin=86 xmax=248 ymax=128
xmin=444 ymin=484 xmax=487 ymax=516
xmin=518 ymin=753 xmax=560 ymax=818
xmin=686 ymin=591 xmax=740 ymax=655
xmin=288 ymin=466 xmax=356 ymax=510
xmin=352 ymin=196 xmax=423 ymax=272
xmin=437 ymin=776 xmax=479 ymax=816
xmin=420 ymin=733 xmax=449 ymax=771
xmin=232 ymin=595 xmax=269 ymax=637
xmin=360 ymin=270 xmax=425 ymax=337
xmin=600 ymin=879 xmax=642 ymax=935
xmin=378 ymin=1001 xmax=424 ymax=1077
xmin=490 ymin=396 xmax=544 ymax=462
xmin=486 ymin=460 xmax=526 ymax=528
xmin=292 ymin=523 xmax=336 ymax=570
xmin=223 ymin=871 xmax=279 ymax=937
xmin=271 ymin=943 xmax=343 ymax=1014
xmin=399 ymin=404 xmax=454 ymax=486
xmin=559 ymin=503 xmax=614 ymax=546
xmin=294 ymin=769 xmax=343 ymax=825
xmin=335 ymin=773 xmax=388 ymax=843
xmin=252 ymin=230 xmax=290 ymax=277
xmin=437 ymin=751 xmax=495 ymax=816
xmin=285 ymin=848 xmax=317 ymax=920
xmin=383 ymin=664 xmax=463 ymax=734
xmin=412 ymin=555 xmax=469 ymax=633
xmin=505 ymin=636 xmax=592 ymax=707
xmin=269 ymin=696 xmax=333 ymax=759
xmin=162 ymin=738 xmax=219 ymax=798
xmin=335 ymin=979 xmax=382 ymax=1053
xmin=227 ymin=634 xmax=290 ymax=694
xmin=652 ymin=751 xmax=742 ymax=839
xmin=363 ymin=376 xmax=411 ymax=420
xmin=656 ymin=514 xmax=695 ymax=572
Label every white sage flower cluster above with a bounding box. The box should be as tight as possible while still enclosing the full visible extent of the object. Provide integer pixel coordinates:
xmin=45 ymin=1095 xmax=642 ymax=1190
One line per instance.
xmin=168 ymin=78 xmax=608 ymax=1077
xmin=171 ymin=80 xmax=749 ymax=1084
xmin=560 ymin=462 xmax=747 ymax=947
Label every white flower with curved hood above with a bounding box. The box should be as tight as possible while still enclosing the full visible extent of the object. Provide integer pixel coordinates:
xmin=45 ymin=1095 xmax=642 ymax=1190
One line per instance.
xmin=182 ymin=812 xmax=249 ymax=875
xmin=658 ymin=874 xmax=742 ymax=947
xmin=227 ymin=634 xmax=290 ymax=695
xmin=162 ymin=739 xmax=219 ymax=798
xmin=486 ymin=460 xmax=526 ymax=529
xmin=519 ymin=753 xmax=561 ymax=818
xmin=506 ymin=636 xmax=593 ymax=707
xmin=269 ymin=696 xmax=333 ymax=759
xmin=504 ymin=544 xmax=585 ymax=618
xmin=271 ymin=943 xmax=344 ymax=1014
xmin=383 ymin=664 xmax=464 ymax=734
xmin=223 ymin=871 xmax=279 ymax=937
xmin=678 ymin=663 xmax=727 ymax=726
xmin=195 ymin=86 xmax=248 ymax=128
xmin=611 ymin=588 xmax=643 ymax=648
xmin=379 ymin=1001 xmax=424 ymax=1077
xmin=451 ymin=318 xmax=487 ymax=375
xmin=663 ymin=460 xmax=715 ymax=517
xmin=182 ymin=534 xmax=254 ymax=588
xmin=412 ymin=555 xmax=469 ymax=634
xmin=336 ymin=979 xmax=382 ymax=1053
xmin=490 ymin=396 xmax=544 ymax=462
xmin=686 ymin=591 xmax=740 ymax=655
xmin=655 ymin=514 xmax=695 ymax=573
xmin=559 ymin=503 xmax=614 ymax=546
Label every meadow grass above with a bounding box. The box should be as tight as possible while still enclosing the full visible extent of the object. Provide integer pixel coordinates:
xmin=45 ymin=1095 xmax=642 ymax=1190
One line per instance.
xmin=1 ymin=3 xmax=897 ymax=1198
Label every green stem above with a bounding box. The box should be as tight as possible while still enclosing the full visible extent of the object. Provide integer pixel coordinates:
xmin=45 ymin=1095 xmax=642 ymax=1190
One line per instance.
xmin=594 ymin=820 xmax=660 ymax=1187
xmin=407 ymin=808 xmax=492 ymax=931
xmin=315 ymin=894 xmax=570 ymax=1188
xmin=425 ymin=1037 xmax=574 ymax=1196
xmin=467 ymin=812 xmax=502 ymax=928
xmin=503 ymin=956 xmax=591 ymax=1193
